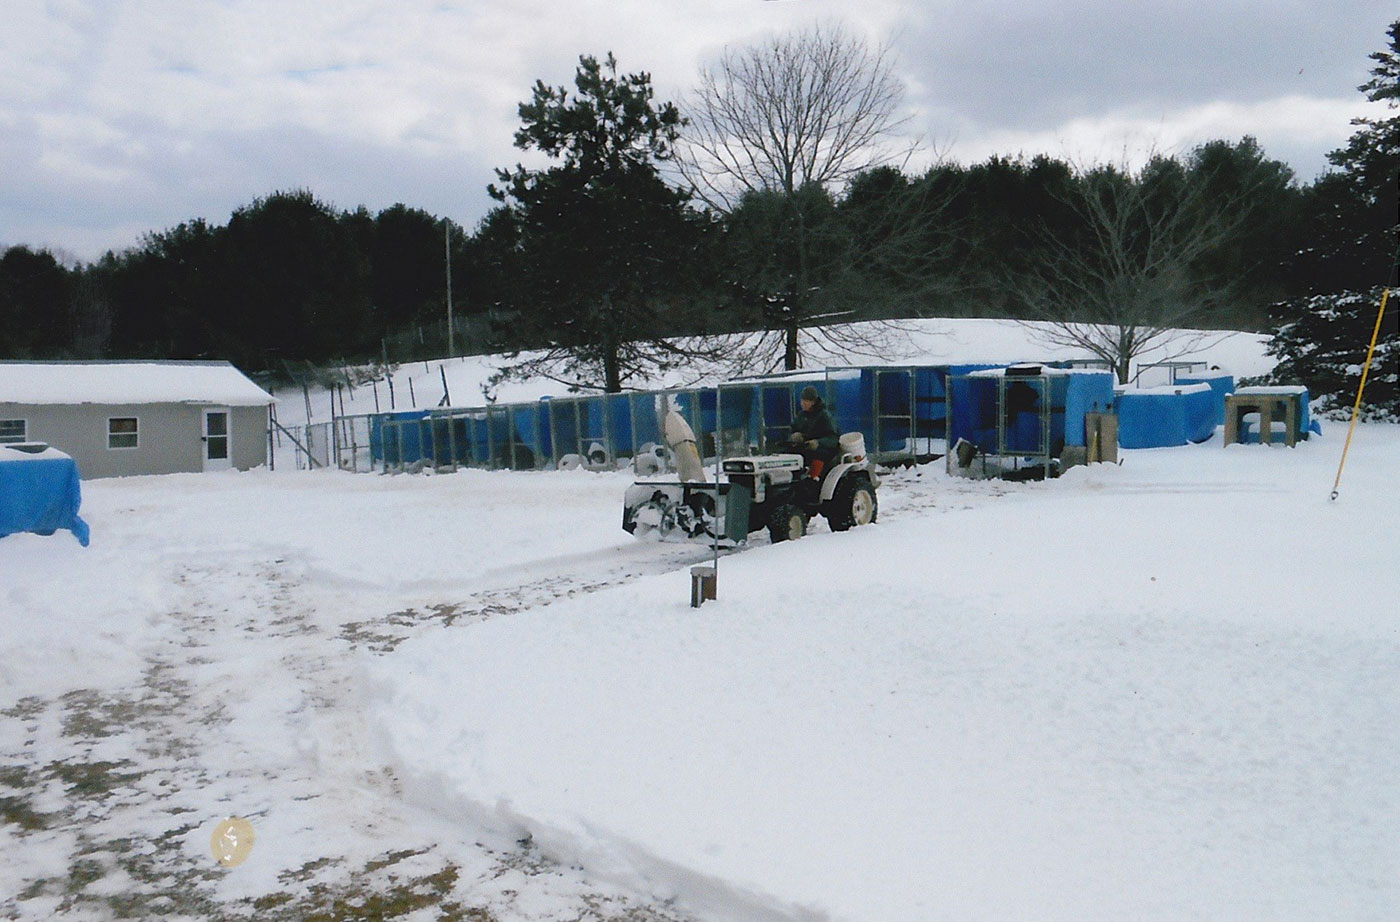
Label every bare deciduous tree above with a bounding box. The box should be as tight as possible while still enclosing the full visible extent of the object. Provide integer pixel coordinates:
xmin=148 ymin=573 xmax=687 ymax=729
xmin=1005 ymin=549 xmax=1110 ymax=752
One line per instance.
xmin=682 ymin=23 xmax=911 ymax=208
xmin=1015 ymin=157 xmax=1262 ymax=383
xmin=681 ymin=24 xmax=931 ymax=372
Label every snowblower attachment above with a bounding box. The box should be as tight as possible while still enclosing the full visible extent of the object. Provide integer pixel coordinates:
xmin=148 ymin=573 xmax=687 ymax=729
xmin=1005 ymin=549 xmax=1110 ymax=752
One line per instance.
xmin=622 ymin=454 xmax=811 ymax=545
xmin=621 ymin=406 xmax=740 ymax=544
xmin=622 ymin=482 xmax=735 ymax=543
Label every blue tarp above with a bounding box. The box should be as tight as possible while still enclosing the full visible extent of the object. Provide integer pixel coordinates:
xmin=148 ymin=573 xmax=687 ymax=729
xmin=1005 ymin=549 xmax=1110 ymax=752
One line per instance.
xmin=0 ymin=446 xmax=91 ymax=546
xmin=370 ymin=410 xmax=433 ymax=466
xmin=946 ymin=369 xmax=1114 ymax=456
xmin=1116 ymin=385 xmax=1217 ymax=448
xmin=1175 ymin=372 xmax=1234 ymax=426
xmin=1062 ymin=373 xmax=1117 ymax=446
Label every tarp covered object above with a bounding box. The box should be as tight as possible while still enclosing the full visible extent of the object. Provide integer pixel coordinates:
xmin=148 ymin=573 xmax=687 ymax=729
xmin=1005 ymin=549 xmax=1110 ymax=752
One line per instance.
xmin=947 ymin=368 xmax=1114 ymax=455
xmin=1175 ymin=371 xmax=1235 ymax=426
xmin=1116 ymin=384 xmax=1217 ymax=449
xmin=0 ymin=446 xmax=91 ymax=546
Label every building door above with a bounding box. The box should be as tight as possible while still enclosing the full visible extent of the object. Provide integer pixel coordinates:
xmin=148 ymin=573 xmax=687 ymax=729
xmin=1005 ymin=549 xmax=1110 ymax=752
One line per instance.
xmin=203 ymin=409 xmax=232 ymax=471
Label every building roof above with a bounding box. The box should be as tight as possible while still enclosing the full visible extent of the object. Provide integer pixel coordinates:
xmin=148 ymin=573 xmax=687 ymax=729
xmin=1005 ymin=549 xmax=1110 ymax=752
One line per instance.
xmin=0 ymin=361 xmax=276 ymax=407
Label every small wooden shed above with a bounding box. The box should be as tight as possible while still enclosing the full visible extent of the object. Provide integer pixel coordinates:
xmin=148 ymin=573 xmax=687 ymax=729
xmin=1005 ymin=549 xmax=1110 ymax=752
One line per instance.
xmin=0 ymin=361 xmax=275 ymax=478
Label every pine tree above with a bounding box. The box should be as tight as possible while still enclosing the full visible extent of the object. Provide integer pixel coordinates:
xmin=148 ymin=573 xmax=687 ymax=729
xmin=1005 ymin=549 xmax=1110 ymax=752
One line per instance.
xmin=488 ymin=54 xmax=720 ymax=393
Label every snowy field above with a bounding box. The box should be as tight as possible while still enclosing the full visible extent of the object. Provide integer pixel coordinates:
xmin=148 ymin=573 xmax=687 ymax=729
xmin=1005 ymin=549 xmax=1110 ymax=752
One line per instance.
xmin=2 ymin=320 xmax=1397 ymax=920
xmin=3 ymin=423 xmax=1397 ymax=920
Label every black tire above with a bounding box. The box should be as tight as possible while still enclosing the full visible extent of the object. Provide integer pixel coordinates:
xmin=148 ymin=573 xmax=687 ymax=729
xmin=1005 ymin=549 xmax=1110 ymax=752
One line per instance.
xmin=828 ymin=475 xmax=878 ymax=532
xmin=768 ymin=503 xmax=807 ymax=543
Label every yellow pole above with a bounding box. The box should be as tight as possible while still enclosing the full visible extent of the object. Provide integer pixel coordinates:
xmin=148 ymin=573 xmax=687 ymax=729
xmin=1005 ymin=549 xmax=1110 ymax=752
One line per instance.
xmin=1330 ymin=287 xmax=1391 ymax=501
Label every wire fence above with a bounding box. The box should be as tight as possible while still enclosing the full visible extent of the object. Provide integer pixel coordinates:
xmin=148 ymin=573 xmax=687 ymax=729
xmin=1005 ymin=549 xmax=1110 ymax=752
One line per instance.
xmin=269 ymin=360 xmax=1113 ymax=475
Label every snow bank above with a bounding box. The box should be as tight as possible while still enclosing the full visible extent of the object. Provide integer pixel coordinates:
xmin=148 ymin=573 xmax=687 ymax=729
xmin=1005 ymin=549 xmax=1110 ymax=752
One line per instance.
xmin=369 ymin=427 xmax=1400 ymax=922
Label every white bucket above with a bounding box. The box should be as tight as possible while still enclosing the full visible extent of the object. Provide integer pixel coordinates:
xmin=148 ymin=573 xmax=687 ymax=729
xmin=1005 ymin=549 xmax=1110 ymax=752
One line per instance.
xmin=839 ymin=432 xmax=866 ymax=459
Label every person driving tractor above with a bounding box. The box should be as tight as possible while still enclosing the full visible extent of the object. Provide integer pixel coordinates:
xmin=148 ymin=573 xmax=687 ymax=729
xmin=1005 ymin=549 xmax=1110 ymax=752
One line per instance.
xmin=789 ymin=385 xmax=840 ymax=480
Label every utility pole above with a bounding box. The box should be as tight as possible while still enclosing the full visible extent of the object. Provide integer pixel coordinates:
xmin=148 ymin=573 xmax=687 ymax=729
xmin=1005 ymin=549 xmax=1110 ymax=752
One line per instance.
xmin=445 ymin=221 xmax=455 ymax=357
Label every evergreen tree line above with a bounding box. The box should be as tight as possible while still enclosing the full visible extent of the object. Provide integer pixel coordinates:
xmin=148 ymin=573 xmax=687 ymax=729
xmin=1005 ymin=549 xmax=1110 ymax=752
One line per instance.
xmin=1 ymin=23 xmax=1393 ymax=400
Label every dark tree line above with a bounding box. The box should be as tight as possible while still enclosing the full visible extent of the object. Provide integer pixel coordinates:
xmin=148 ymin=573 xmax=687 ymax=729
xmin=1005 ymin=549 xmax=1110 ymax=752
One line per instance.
xmin=2 ymin=22 xmax=1394 ymax=396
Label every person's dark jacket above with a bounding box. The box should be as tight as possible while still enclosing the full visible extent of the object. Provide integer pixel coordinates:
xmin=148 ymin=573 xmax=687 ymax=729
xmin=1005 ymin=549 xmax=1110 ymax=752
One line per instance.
xmin=791 ymin=398 xmax=840 ymax=461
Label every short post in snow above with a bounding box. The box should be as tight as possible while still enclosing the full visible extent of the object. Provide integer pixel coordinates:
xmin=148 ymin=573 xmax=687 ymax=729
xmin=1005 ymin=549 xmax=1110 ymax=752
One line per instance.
xmin=690 ymin=566 xmax=717 ymax=608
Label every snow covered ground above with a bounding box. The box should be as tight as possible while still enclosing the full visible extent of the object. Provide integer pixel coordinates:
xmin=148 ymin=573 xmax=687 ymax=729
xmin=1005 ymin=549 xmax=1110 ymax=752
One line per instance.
xmin=368 ymin=429 xmax=1400 ymax=922
xmin=1 ymin=467 xmax=716 ymax=919
xmin=2 ymin=320 xmax=1396 ymax=921
xmin=3 ymin=421 xmax=1396 ymax=920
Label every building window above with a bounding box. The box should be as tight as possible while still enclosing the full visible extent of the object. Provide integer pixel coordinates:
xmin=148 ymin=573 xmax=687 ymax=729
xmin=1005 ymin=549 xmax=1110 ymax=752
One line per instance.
xmin=108 ymin=417 xmax=138 ymax=449
xmin=0 ymin=419 xmax=26 ymax=444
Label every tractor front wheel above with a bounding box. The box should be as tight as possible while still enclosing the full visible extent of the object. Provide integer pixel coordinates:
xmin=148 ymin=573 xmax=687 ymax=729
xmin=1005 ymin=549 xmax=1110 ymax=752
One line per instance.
xmin=768 ymin=504 xmax=808 ymax=543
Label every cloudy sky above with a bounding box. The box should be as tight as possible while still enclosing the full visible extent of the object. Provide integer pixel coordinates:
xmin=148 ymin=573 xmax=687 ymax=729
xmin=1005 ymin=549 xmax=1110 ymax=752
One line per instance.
xmin=2 ymin=0 xmax=1393 ymax=262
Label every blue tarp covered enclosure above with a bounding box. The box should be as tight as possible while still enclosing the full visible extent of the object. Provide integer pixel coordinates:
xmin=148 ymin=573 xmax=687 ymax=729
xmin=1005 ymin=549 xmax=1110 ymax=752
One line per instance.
xmin=353 ymin=361 xmax=1245 ymax=473
xmin=505 ymin=402 xmax=550 ymax=468
xmin=947 ymin=369 xmax=1115 ymax=457
xmin=370 ymin=410 xmax=433 ymax=467
xmin=670 ymin=386 xmax=759 ymax=456
xmin=865 ymin=367 xmax=946 ymax=456
xmin=1175 ymin=371 xmax=1235 ymax=426
xmin=1060 ymin=372 xmax=1116 ymax=447
xmin=546 ymin=394 xmax=658 ymax=464
xmin=0 ymin=445 xmax=90 ymax=546
xmin=1115 ymin=384 xmax=1217 ymax=448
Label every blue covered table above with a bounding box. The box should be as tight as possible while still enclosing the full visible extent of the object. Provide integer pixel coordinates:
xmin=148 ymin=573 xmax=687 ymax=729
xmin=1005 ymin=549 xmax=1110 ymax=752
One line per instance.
xmin=0 ymin=445 xmax=91 ymax=546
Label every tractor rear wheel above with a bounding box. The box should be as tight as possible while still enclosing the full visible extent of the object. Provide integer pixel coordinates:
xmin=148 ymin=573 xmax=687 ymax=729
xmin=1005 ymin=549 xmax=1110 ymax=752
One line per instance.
xmin=768 ymin=504 xmax=807 ymax=543
xmin=828 ymin=476 xmax=878 ymax=532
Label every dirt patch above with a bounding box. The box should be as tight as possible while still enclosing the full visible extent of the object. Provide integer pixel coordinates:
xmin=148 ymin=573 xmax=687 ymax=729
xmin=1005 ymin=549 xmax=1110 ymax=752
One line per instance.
xmin=339 ymin=577 xmax=625 ymax=654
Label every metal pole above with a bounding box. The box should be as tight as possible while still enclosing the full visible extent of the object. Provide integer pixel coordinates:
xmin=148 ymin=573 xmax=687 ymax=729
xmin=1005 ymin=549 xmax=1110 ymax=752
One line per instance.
xmin=447 ymin=409 xmax=459 ymax=472
xmin=548 ymin=401 xmax=559 ymax=469
xmin=573 ymin=399 xmax=584 ymax=461
xmin=486 ymin=406 xmax=497 ymax=470
xmin=330 ymin=386 xmax=340 ymax=469
xmin=602 ymin=395 xmax=614 ymax=467
xmin=505 ymin=406 xmax=516 ymax=471
xmin=445 ymin=221 xmax=455 ymax=357
xmin=712 ymin=385 xmax=721 ymax=587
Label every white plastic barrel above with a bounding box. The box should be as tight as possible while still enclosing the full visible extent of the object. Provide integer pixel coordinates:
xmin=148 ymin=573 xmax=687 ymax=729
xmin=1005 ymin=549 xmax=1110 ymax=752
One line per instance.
xmin=839 ymin=432 xmax=866 ymax=459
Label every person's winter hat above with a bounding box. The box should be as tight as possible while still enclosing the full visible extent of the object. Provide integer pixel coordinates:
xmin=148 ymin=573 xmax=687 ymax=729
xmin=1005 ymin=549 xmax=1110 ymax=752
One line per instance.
xmin=800 ymin=385 xmax=820 ymax=401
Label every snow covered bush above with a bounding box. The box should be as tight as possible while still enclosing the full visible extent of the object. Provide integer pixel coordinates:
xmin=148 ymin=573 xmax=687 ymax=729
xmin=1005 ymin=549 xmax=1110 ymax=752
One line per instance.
xmin=1249 ymin=288 xmax=1399 ymax=420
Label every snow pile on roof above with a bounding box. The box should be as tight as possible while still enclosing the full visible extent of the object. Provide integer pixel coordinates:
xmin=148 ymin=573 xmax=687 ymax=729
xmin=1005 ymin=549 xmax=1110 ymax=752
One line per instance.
xmin=967 ymin=365 xmax=1113 ymax=377
xmin=1113 ymin=382 xmax=1214 ymax=395
xmin=1237 ymin=384 xmax=1309 ymax=395
xmin=0 ymin=361 xmax=275 ymax=407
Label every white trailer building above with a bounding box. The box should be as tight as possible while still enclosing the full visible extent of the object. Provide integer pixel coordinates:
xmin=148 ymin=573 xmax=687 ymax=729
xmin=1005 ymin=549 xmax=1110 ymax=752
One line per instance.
xmin=0 ymin=361 xmax=275 ymax=478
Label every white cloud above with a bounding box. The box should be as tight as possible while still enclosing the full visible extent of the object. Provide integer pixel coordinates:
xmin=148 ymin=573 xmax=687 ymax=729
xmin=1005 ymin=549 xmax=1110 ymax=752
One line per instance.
xmin=0 ymin=0 xmax=1392 ymax=258
xmin=936 ymin=94 xmax=1386 ymax=179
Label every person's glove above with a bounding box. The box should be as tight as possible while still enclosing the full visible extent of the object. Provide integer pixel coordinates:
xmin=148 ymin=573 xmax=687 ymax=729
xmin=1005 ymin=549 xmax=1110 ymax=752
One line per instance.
xmin=805 ymin=439 xmax=818 ymax=450
xmin=790 ymin=431 xmax=804 ymax=443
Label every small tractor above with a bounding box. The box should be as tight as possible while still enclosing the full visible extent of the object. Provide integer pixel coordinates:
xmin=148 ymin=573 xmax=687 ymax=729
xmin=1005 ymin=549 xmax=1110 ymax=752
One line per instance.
xmin=622 ymin=432 xmax=879 ymax=545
